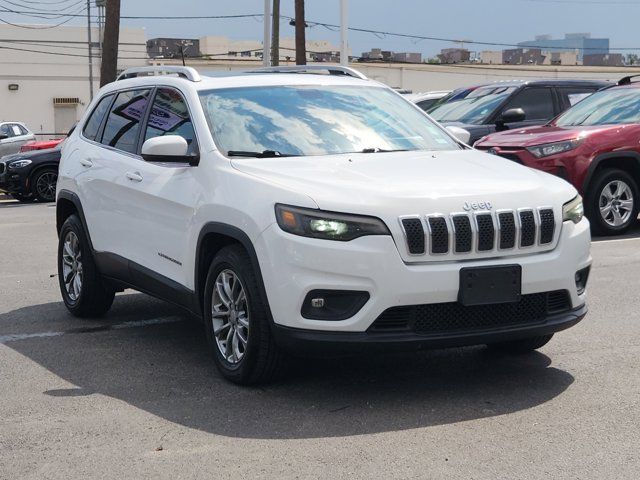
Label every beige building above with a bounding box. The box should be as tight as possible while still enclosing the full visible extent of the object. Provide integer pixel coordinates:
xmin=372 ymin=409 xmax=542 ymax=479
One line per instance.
xmin=199 ymin=36 xmax=343 ymax=62
xmin=0 ymin=24 xmax=146 ymax=137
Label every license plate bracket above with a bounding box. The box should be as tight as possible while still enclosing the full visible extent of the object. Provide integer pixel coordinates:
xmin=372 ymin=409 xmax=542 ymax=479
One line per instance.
xmin=459 ymin=265 xmax=522 ymax=306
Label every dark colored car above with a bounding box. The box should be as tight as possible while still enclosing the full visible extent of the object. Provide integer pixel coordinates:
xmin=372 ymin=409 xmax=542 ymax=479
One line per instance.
xmin=475 ymin=76 xmax=640 ymax=236
xmin=429 ymin=79 xmax=611 ymax=144
xmin=0 ymin=144 xmax=62 ymax=202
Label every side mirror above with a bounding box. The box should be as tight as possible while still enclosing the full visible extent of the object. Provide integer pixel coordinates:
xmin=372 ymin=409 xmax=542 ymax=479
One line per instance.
xmin=0 ymin=134 xmax=8 ymax=140
xmin=446 ymin=125 xmax=471 ymax=144
xmin=141 ymin=136 xmax=199 ymax=166
xmin=499 ymin=108 xmax=526 ymax=124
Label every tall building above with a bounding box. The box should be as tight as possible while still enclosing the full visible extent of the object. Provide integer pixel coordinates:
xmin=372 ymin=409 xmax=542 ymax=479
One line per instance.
xmin=518 ymin=33 xmax=608 ymax=61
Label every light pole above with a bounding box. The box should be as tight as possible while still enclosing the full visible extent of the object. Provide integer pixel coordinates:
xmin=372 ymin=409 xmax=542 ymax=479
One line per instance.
xmin=86 ymin=0 xmax=94 ymax=99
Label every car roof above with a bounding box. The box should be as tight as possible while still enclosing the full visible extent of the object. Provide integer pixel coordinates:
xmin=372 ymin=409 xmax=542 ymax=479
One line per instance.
xmin=105 ymin=66 xmax=382 ymax=96
xmin=472 ymin=78 xmax=611 ymax=89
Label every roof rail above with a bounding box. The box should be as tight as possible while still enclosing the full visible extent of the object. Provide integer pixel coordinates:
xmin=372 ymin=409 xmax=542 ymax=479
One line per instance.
xmin=245 ymin=65 xmax=367 ymax=80
xmin=116 ymin=66 xmax=201 ymax=82
xmin=618 ymin=74 xmax=640 ymax=86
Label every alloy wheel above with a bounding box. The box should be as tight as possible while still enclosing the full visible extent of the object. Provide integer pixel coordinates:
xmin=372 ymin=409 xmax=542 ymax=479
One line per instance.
xmin=599 ymin=180 xmax=634 ymax=227
xmin=61 ymin=231 xmax=83 ymax=302
xmin=211 ymin=269 xmax=249 ymax=365
xmin=36 ymin=171 xmax=58 ymax=202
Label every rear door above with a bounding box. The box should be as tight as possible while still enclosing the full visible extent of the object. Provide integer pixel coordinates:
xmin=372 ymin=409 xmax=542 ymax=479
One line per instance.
xmin=76 ymin=88 xmax=153 ymax=262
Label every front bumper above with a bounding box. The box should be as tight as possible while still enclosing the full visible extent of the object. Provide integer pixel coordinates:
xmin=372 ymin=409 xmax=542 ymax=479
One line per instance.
xmin=255 ymin=217 xmax=591 ymax=333
xmin=273 ymin=304 xmax=587 ymax=355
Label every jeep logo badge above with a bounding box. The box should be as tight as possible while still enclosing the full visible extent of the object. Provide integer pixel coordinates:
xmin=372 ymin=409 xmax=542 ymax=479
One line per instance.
xmin=463 ymin=201 xmax=492 ymax=211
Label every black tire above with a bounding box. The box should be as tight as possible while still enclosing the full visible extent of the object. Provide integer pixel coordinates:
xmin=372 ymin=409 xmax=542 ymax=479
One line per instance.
xmin=31 ymin=168 xmax=58 ymax=202
xmin=586 ymin=168 xmax=639 ymax=236
xmin=57 ymin=214 xmax=115 ymax=317
xmin=488 ymin=334 xmax=553 ymax=354
xmin=10 ymin=192 xmax=36 ymax=203
xmin=203 ymin=244 xmax=286 ymax=385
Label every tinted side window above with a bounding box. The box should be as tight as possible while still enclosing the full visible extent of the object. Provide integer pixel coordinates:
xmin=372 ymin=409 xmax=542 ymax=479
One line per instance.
xmin=501 ymin=88 xmax=555 ymax=120
xmin=144 ymin=88 xmax=197 ymax=155
xmin=101 ymin=89 xmax=152 ymax=153
xmin=83 ymin=94 xmax=113 ymax=141
xmin=17 ymin=124 xmax=29 ymax=135
xmin=559 ymin=87 xmax=597 ymax=107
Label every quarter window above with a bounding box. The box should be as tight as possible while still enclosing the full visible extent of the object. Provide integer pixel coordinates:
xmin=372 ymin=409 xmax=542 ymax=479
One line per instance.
xmin=500 ymin=88 xmax=555 ymax=120
xmin=144 ymin=88 xmax=197 ymax=155
xmin=83 ymin=94 xmax=113 ymax=141
xmin=101 ymin=89 xmax=152 ymax=153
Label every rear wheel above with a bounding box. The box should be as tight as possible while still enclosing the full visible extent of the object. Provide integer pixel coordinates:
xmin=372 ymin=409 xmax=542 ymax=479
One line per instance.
xmin=586 ymin=168 xmax=638 ymax=236
xmin=488 ymin=334 xmax=553 ymax=353
xmin=203 ymin=245 xmax=286 ymax=385
xmin=32 ymin=168 xmax=58 ymax=202
xmin=57 ymin=214 xmax=115 ymax=317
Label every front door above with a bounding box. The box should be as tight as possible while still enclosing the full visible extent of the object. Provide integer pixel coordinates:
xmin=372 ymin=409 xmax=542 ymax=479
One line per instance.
xmin=110 ymin=87 xmax=201 ymax=289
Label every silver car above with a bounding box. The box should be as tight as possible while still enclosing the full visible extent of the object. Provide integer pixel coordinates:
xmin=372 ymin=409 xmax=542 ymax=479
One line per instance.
xmin=0 ymin=122 xmax=36 ymax=156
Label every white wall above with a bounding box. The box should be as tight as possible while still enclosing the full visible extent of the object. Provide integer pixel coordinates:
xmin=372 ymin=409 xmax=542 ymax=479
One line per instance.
xmin=0 ymin=25 xmax=146 ymax=136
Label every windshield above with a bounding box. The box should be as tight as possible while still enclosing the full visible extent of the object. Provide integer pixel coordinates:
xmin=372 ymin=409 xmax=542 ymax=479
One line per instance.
xmin=429 ymin=86 xmax=517 ymax=124
xmin=199 ymin=85 xmax=461 ymax=157
xmin=555 ymin=88 xmax=640 ymax=127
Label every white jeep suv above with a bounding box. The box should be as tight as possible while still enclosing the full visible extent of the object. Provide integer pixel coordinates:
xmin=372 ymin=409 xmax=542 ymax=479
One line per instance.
xmin=56 ymin=66 xmax=591 ymax=384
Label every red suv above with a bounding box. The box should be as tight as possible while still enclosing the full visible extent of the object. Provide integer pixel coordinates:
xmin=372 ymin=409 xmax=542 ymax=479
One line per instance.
xmin=475 ymin=76 xmax=640 ymax=236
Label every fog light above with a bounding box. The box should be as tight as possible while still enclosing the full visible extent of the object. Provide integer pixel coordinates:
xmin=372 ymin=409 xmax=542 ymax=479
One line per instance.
xmin=310 ymin=298 xmax=325 ymax=308
xmin=301 ymin=290 xmax=370 ymax=320
xmin=575 ymin=267 xmax=590 ymax=295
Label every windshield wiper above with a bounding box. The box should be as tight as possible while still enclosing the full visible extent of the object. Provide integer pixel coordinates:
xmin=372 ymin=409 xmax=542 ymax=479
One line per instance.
xmin=227 ymin=150 xmax=294 ymax=158
xmin=360 ymin=148 xmax=409 ymax=153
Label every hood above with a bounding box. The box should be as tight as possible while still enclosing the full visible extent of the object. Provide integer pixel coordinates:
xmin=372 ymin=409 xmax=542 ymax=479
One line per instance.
xmin=231 ymin=149 xmax=575 ymax=216
xmin=1 ymin=147 xmax=62 ymax=163
xmin=476 ymin=124 xmax=622 ymax=148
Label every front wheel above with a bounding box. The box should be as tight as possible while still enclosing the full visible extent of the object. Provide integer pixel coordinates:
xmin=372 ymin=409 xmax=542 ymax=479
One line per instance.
xmin=487 ymin=334 xmax=553 ymax=353
xmin=58 ymin=214 xmax=115 ymax=317
xmin=203 ymin=245 xmax=286 ymax=385
xmin=32 ymin=168 xmax=58 ymax=202
xmin=586 ymin=168 xmax=638 ymax=236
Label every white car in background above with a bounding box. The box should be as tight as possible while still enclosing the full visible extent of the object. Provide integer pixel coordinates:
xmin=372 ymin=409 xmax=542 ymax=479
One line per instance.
xmin=406 ymin=90 xmax=452 ymax=111
xmin=0 ymin=122 xmax=36 ymax=157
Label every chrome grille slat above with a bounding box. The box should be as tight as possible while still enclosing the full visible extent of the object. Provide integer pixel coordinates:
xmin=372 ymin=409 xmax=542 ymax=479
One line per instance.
xmin=399 ymin=208 xmax=556 ymax=258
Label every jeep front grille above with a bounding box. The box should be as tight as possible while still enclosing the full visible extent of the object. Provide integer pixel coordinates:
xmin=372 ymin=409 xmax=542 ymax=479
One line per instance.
xmin=399 ymin=208 xmax=556 ymax=257
xmin=369 ymin=290 xmax=571 ymax=335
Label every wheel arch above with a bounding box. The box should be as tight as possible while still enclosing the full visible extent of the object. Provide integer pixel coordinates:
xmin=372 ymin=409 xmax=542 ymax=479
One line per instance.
xmin=56 ymin=190 xmax=94 ymax=250
xmin=195 ymin=223 xmax=273 ymax=321
xmin=583 ymin=152 xmax=640 ymax=194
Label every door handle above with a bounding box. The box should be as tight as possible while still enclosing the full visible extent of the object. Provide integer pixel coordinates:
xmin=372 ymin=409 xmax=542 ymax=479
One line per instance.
xmin=125 ymin=171 xmax=143 ymax=182
xmin=79 ymin=158 xmax=93 ymax=168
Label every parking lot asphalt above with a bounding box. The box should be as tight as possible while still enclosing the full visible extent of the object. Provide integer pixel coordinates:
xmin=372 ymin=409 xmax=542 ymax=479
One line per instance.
xmin=1 ymin=200 xmax=639 ymax=480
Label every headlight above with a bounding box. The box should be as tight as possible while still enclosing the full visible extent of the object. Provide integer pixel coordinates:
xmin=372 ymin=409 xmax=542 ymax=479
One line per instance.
xmin=7 ymin=159 xmax=32 ymax=170
xmin=275 ymin=204 xmax=390 ymax=241
xmin=562 ymin=195 xmax=584 ymax=224
xmin=527 ymin=139 xmax=582 ymax=158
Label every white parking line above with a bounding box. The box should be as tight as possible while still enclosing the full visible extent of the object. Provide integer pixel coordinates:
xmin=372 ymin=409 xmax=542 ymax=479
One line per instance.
xmin=0 ymin=316 xmax=184 ymax=344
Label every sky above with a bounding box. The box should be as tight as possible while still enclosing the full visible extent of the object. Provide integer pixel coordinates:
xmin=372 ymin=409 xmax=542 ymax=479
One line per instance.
xmin=2 ymin=0 xmax=640 ymax=58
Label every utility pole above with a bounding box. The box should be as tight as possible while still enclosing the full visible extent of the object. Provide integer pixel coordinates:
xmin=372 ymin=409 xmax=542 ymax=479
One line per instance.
xmin=271 ymin=0 xmax=280 ymax=66
xmin=86 ymin=0 xmax=94 ymax=99
xmin=262 ymin=0 xmax=271 ymax=66
xmin=340 ymin=0 xmax=348 ymax=66
xmin=100 ymin=0 xmax=121 ymax=86
xmin=294 ymin=0 xmax=306 ymax=65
